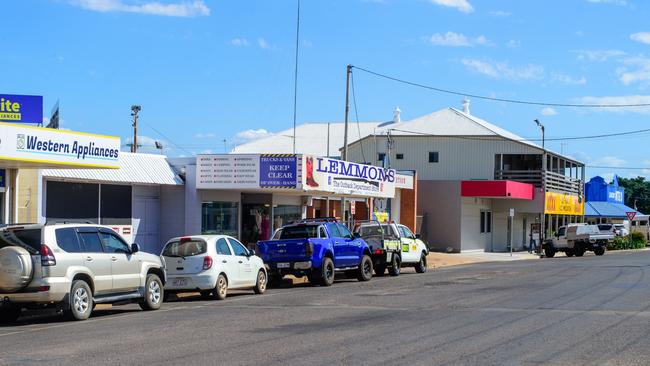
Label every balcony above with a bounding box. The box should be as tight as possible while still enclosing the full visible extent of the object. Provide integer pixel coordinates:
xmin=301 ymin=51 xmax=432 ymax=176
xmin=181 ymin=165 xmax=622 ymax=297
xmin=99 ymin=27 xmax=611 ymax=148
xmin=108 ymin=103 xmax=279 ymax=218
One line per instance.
xmin=494 ymin=170 xmax=583 ymax=195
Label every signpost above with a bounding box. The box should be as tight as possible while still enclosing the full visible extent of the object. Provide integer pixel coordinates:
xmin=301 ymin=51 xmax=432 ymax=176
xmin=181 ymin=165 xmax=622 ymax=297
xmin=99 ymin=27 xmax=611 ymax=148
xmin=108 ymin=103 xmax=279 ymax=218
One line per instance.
xmin=509 ymin=208 xmax=515 ymax=257
xmin=626 ymin=211 xmax=637 ymax=221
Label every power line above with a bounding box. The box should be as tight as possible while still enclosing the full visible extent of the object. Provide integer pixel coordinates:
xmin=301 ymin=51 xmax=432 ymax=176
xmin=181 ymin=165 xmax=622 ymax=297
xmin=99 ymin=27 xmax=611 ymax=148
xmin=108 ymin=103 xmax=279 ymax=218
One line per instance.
xmin=352 ymin=65 xmax=650 ymax=108
xmin=141 ymin=120 xmax=193 ymax=155
xmin=350 ymin=70 xmax=367 ymax=163
xmin=587 ymin=166 xmax=650 ymax=170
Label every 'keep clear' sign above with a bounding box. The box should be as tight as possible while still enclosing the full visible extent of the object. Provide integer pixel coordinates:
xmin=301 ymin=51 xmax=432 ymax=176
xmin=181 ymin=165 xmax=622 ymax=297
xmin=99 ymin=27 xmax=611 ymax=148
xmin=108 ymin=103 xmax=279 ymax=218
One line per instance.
xmin=259 ymin=154 xmax=297 ymax=188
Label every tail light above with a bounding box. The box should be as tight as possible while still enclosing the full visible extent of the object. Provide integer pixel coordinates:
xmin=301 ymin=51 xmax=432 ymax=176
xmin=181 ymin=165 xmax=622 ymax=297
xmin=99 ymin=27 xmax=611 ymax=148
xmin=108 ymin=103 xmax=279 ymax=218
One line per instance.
xmin=40 ymin=245 xmax=56 ymax=266
xmin=374 ymin=249 xmax=383 ymax=255
xmin=304 ymin=242 xmax=314 ymax=256
xmin=203 ymin=256 xmax=213 ymax=270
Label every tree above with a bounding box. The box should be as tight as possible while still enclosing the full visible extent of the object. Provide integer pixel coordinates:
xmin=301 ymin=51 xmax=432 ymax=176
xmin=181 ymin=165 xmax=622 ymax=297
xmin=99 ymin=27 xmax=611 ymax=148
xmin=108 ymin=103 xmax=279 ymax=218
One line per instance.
xmin=617 ymin=177 xmax=650 ymax=214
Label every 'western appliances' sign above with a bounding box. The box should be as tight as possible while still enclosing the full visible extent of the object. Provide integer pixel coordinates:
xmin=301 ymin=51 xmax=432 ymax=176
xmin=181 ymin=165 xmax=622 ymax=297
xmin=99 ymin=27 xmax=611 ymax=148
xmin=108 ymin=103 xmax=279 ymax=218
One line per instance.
xmin=303 ymin=156 xmax=396 ymax=198
xmin=0 ymin=94 xmax=43 ymax=124
xmin=0 ymin=123 xmax=120 ymax=168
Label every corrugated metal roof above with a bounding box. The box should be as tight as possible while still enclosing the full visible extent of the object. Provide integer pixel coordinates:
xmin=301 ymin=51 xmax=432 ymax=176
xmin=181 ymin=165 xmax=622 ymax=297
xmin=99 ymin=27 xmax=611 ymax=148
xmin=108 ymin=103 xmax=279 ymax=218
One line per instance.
xmin=231 ymin=122 xmax=381 ymax=156
xmin=43 ymin=152 xmax=183 ymax=185
xmin=584 ymin=201 xmax=642 ymax=218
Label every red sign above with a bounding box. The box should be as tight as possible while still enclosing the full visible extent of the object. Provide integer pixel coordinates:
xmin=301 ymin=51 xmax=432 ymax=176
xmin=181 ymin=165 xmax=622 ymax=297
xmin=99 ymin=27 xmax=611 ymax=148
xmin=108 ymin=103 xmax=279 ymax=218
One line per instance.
xmin=627 ymin=212 xmax=637 ymax=221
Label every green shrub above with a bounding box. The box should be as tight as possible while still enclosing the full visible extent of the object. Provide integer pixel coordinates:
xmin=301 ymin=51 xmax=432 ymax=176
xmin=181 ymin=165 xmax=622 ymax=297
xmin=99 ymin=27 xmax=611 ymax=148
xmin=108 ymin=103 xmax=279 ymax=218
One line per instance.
xmin=606 ymin=233 xmax=647 ymax=250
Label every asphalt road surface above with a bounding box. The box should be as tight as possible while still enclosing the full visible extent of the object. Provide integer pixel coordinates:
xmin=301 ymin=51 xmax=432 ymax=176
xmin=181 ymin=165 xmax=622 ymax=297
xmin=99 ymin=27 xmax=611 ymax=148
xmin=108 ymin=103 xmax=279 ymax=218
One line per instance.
xmin=1 ymin=251 xmax=650 ymax=366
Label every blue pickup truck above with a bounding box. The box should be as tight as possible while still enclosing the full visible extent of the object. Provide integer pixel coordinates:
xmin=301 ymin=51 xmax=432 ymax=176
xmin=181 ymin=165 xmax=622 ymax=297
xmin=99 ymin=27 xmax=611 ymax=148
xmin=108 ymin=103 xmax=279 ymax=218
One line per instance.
xmin=256 ymin=218 xmax=373 ymax=286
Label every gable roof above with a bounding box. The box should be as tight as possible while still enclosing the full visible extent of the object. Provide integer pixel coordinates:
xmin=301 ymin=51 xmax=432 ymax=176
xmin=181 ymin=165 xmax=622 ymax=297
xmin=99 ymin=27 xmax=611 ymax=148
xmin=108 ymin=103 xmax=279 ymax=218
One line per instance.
xmin=231 ymin=121 xmax=381 ymax=157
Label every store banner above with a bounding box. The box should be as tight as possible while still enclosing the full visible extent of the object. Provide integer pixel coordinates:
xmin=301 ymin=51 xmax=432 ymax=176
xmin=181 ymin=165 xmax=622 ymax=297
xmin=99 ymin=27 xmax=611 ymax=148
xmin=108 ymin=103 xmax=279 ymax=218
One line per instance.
xmin=197 ymin=154 xmax=260 ymax=189
xmin=544 ymin=191 xmax=584 ymax=215
xmin=395 ymin=173 xmax=414 ymax=189
xmin=0 ymin=94 xmax=43 ymax=124
xmin=259 ymin=154 xmax=297 ymax=188
xmin=0 ymin=122 xmax=119 ymax=168
xmin=303 ymin=155 xmax=396 ymax=198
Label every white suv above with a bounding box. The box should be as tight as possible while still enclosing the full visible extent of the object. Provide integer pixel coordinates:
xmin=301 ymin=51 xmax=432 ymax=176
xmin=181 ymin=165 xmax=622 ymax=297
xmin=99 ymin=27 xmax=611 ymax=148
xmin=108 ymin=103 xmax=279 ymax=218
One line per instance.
xmin=0 ymin=223 xmax=166 ymax=323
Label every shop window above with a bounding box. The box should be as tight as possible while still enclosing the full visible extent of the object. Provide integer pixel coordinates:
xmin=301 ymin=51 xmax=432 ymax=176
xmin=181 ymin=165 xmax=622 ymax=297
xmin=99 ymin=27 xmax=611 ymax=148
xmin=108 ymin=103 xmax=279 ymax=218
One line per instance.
xmin=378 ymin=153 xmax=386 ymax=162
xmin=273 ymin=205 xmax=302 ymax=229
xmin=202 ymin=202 xmax=238 ymax=237
xmin=396 ymin=153 xmax=404 ymax=160
xmin=480 ymin=211 xmax=492 ymax=233
xmin=429 ymin=152 xmax=439 ymax=163
xmin=100 ymin=184 xmax=132 ymax=225
xmin=46 ymin=181 xmax=99 ymax=223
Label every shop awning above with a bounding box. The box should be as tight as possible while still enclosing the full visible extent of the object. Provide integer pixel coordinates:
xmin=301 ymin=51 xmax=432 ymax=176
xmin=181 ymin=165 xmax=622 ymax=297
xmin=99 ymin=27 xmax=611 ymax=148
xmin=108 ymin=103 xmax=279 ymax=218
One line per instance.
xmin=461 ymin=180 xmax=534 ymax=200
xmin=584 ymin=201 xmax=642 ymax=219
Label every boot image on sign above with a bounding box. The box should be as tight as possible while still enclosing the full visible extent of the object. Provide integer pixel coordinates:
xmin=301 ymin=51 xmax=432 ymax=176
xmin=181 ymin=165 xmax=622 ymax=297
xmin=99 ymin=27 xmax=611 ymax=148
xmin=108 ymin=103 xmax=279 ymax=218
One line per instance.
xmin=305 ymin=157 xmax=319 ymax=187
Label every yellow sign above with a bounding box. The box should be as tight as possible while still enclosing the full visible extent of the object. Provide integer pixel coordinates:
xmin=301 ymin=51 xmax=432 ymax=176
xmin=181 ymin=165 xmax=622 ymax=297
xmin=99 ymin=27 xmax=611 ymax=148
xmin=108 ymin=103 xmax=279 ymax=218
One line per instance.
xmin=544 ymin=192 xmax=584 ymax=215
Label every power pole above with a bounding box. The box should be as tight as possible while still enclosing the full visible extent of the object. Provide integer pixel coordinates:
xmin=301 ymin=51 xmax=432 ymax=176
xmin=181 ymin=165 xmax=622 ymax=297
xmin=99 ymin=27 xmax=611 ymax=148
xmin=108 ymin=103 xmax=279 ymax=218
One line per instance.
xmin=343 ymin=64 xmax=352 ymax=161
xmin=131 ymin=105 xmax=141 ymax=153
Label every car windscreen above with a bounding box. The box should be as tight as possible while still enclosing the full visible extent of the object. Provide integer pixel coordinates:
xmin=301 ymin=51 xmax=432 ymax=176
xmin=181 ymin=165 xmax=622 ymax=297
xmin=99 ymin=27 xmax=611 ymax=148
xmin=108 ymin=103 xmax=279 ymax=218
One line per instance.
xmin=162 ymin=240 xmax=207 ymax=257
xmin=598 ymin=224 xmax=613 ymax=231
xmin=278 ymin=225 xmax=319 ymax=239
xmin=0 ymin=228 xmax=42 ymax=254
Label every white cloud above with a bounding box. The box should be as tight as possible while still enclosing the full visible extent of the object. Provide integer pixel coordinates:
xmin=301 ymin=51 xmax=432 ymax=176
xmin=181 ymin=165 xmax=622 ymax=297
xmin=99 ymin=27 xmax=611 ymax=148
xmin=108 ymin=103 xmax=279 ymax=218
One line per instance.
xmin=461 ymin=58 xmax=544 ymax=81
xmin=574 ymin=49 xmax=626 ymax=62
xmin=427 ymin=32 xmax=491 ymax=47
xmin=70 ymin=0 xmax=210 ymax=17
xmin=617 ymin=56 xmax=650 ymax=86
xmin=586 ymin=0 xmax=626 ymax=5
xmin=234 ymin=129 xmax=273 ymax=142
xmin=593 ymin=156 xmax=627 ymax=167
xmin=488 ymin=10 xmax=511 ymax=17
xmin=577 ymin=95 xmax=650 ymax=114
xmin=229 ymin=38 xmax=249 ymax=47
xmin=194 ymin=132 xmax=216 ymax=139
xmin=257 ymin=38 xmax=270 ymax=49
xmin=552 ymin=73 xmax=587 ymax=85
xmin=429 ymin=0 xmax=473 ymax=13
xmin=506 ymin=40 xmax=520 ymax=48
xmin=541 ymin=107 xmax=558 ymax=116
xmin=630 ymin=32 xmax=650 ymax=45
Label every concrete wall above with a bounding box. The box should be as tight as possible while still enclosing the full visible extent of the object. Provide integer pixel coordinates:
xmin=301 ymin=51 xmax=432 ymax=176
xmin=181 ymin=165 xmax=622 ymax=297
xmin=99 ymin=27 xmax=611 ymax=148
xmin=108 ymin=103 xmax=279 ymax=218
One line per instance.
xmin=160 ymin=185 xmax=186 ymax=243
xmin=418 ymin=180 xmax=462 ymax=252
xmin=460 ymin=197 xmax=493 ymax=251
xmin=17 ymin=169 xmax=39 ymax=223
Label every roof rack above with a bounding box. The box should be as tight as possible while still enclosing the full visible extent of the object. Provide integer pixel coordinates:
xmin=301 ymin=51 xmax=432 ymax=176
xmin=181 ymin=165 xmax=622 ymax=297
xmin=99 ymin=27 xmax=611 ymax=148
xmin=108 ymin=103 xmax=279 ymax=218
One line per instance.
xmin=296 ymin=217 xmax=339 ymax=223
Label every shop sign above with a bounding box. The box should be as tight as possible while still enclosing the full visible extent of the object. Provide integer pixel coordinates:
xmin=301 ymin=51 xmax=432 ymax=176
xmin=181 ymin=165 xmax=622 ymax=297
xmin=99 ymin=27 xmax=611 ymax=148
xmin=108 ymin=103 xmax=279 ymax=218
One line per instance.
xmin=303 ymin=155 xmax=396 ymax=198
xmin=0 ymin=123 xmax=120 ymax=168
xmin=544 ymin=191 xmax=584 ymax=215
xmin=395 ymin=173 xmax=414 ymax=189
xmin=0 ymin=94 xmax=43 ymax=124
xmin=259 ymin=154 xmax=297 ymax=188
xmin=197 ymin=154 xmax=260 ymax=189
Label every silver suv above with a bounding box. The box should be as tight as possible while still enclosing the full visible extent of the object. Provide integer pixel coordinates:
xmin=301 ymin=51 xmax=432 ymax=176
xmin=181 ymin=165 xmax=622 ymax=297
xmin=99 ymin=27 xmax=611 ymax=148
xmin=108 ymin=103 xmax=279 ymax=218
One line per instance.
xmin=0 ymin=223 xmax=166 ymax=323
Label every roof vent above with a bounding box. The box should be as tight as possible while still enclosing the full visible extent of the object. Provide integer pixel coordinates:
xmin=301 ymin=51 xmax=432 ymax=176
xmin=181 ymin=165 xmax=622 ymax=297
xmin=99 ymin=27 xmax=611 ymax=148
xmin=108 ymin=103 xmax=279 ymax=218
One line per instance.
xmin=393 ymin=107 xmax=401 ymax=124
xmin=461 ymin=98 xmax=470 ymax=115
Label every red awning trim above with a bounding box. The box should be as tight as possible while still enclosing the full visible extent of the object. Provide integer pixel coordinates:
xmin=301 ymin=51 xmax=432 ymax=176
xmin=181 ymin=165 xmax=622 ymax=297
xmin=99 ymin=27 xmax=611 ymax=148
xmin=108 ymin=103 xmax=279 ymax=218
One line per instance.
xmin=461 ymin=180 xmax=534 ymax=200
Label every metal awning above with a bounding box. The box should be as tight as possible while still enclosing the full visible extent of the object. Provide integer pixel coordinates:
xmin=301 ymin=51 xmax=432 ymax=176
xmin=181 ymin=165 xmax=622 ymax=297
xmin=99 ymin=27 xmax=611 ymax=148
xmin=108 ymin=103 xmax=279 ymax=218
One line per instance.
xmin=461 ymin=180 xmax=534 ymax=200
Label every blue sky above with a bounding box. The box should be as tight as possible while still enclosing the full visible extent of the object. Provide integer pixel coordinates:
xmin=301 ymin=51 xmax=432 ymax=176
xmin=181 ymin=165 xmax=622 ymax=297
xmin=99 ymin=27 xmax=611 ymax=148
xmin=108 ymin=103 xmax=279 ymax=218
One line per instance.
xmin=5 ymin=0 xmax=650 ymax=180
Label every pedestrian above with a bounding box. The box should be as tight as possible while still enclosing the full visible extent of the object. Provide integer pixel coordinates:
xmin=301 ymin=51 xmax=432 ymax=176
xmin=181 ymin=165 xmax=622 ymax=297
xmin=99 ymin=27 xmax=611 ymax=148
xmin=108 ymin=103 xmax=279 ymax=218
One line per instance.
xmin=529 ymin=232 xmax=537 ymax=254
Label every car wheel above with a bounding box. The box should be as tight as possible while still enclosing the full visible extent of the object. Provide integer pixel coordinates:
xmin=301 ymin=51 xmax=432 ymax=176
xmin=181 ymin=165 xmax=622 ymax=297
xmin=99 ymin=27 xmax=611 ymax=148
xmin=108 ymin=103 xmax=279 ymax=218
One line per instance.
xmin=594 ymin=247 xmax=606 ymax=256
xmin=320 ymin=257 xmax=335 ymax=286
xmin=65 ymin=280 xmax=93 ymax=321
xmin=254 ymin=270 xmax=267 ymax=294
xmin=575 ymin=247 xmax=585 ymax=257
xmin=544 ymin=247 xmax=556 ymax=258
xmin=565 ymin=249 xmax=574 ymax=257
xmin=268 ymin=275 xmax=283 ymax=288
xmin=388 ymin=254 xmax=401 ymax=277
xmin=139 ymin=274 xmax=163 ymax=311
xmin=212 ymin=274 xmax=228 ymax=300
xmin=374 ymin=264 xmax=386 ymax=276
xmin=0 ymin=306 xmax=21 ymax=324
xmin=357 ymin=255 xmax=373 ymax=282
xmin=415 ymin=252 xmax=427 ymax=273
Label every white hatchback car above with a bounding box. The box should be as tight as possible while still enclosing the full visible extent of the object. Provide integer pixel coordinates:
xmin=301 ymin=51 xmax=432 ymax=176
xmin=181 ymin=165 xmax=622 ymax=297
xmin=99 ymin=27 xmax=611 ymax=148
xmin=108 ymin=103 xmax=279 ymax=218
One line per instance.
xmin=161 ymin=235 xmax=267 ymax=300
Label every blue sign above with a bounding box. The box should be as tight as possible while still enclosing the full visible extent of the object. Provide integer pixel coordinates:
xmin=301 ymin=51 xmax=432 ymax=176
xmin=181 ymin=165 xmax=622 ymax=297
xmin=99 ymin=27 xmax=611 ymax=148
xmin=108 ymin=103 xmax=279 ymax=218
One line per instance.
xmin=0 ymin=169 xmax=5 ymax=188
xmin=259 ymin=155 xmax=297 ymax=188
xmin=585 ymin=175 xmax=625 ymax=203
xmin=0 ymin=94 xmax=43 ymax=124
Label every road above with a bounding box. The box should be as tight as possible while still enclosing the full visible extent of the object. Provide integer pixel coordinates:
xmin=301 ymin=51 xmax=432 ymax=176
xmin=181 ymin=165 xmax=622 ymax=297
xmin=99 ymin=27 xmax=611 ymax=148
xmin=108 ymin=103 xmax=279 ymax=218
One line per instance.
xmin=1 ymin=251 xmax=650 ymax=366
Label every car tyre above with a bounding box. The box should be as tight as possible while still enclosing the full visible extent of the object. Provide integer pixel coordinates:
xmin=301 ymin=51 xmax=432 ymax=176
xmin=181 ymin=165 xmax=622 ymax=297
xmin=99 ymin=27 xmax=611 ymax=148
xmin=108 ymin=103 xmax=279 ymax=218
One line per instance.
xmin=565 ymin=249 xmax=575 ymax=257
xmin=594 ymin=247 xmax=606 ymax=256
xmin=139 ymin=274 xmax=163 ymax=311
xmin=319 ymin=257 xmax=335 ymax=286
xmin=0 ymin=306 xmax=21 ymax=324
xmin=357 ymin=255 xmax=373 ymax=282
xmin=254 ymin=270 xmax=267 ymax=294
xmin=211 ymin=274 xmax=228 ymax=300
xmin=414 ymin=252 xmax=427 ymax=273
xmin=374 ymin=264 xmax=386 ymax=276
xmin=544 ymin=246 xmax=556 ymax=258
xmin=65 ymin=280 xmax=93 ymax=321
xmin=387 ymin=254 xmax=401 ymax=277
xmin=575 ymin=247 xmax=585 ymax=257
xmin=268 ymin=275 xmax=283 ymax=288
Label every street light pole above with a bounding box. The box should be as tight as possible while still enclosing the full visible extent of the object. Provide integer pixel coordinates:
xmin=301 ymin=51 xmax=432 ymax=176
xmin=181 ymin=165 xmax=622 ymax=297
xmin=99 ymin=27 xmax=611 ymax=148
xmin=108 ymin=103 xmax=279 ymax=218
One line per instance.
xmin=535 ymin=119 xmax=545 ymax=256
xmin=131 ymin=105 xmax=141 ymax=153
xmin=341 ymin=64 xmax=352 ymax=224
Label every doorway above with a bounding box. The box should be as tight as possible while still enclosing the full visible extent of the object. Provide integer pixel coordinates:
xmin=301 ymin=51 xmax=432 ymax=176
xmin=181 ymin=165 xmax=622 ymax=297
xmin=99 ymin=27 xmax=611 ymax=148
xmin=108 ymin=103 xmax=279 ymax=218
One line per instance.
xmin=241 ymin=193 xmax=273 ymax=249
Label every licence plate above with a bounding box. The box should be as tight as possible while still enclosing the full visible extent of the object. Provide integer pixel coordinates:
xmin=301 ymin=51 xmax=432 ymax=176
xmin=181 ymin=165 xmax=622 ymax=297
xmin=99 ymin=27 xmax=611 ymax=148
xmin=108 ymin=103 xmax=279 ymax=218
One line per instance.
xmin=277 ymin=263 xmax=290 ymax=269
xmin=172 ymin=278 xmax=188 ymax=287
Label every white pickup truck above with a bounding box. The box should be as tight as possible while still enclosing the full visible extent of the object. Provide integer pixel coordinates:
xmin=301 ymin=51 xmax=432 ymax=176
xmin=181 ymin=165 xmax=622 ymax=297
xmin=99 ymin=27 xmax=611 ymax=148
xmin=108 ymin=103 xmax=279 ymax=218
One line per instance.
xmin=544 ymin=224 xmax=614 ymax=258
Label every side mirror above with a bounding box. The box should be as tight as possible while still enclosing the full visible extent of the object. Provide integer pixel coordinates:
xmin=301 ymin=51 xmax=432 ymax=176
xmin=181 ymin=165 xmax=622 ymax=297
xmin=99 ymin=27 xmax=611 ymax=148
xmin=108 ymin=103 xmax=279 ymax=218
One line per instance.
xmin=415 ymin=234 xmax=421 ymax=239
xmin=353 ymin=232 xmax=361 ymax=239
xmin=131 ymin=243 xmax=140 ymax=253
xmin=248 ymin=249 xmax=256 ymax=256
